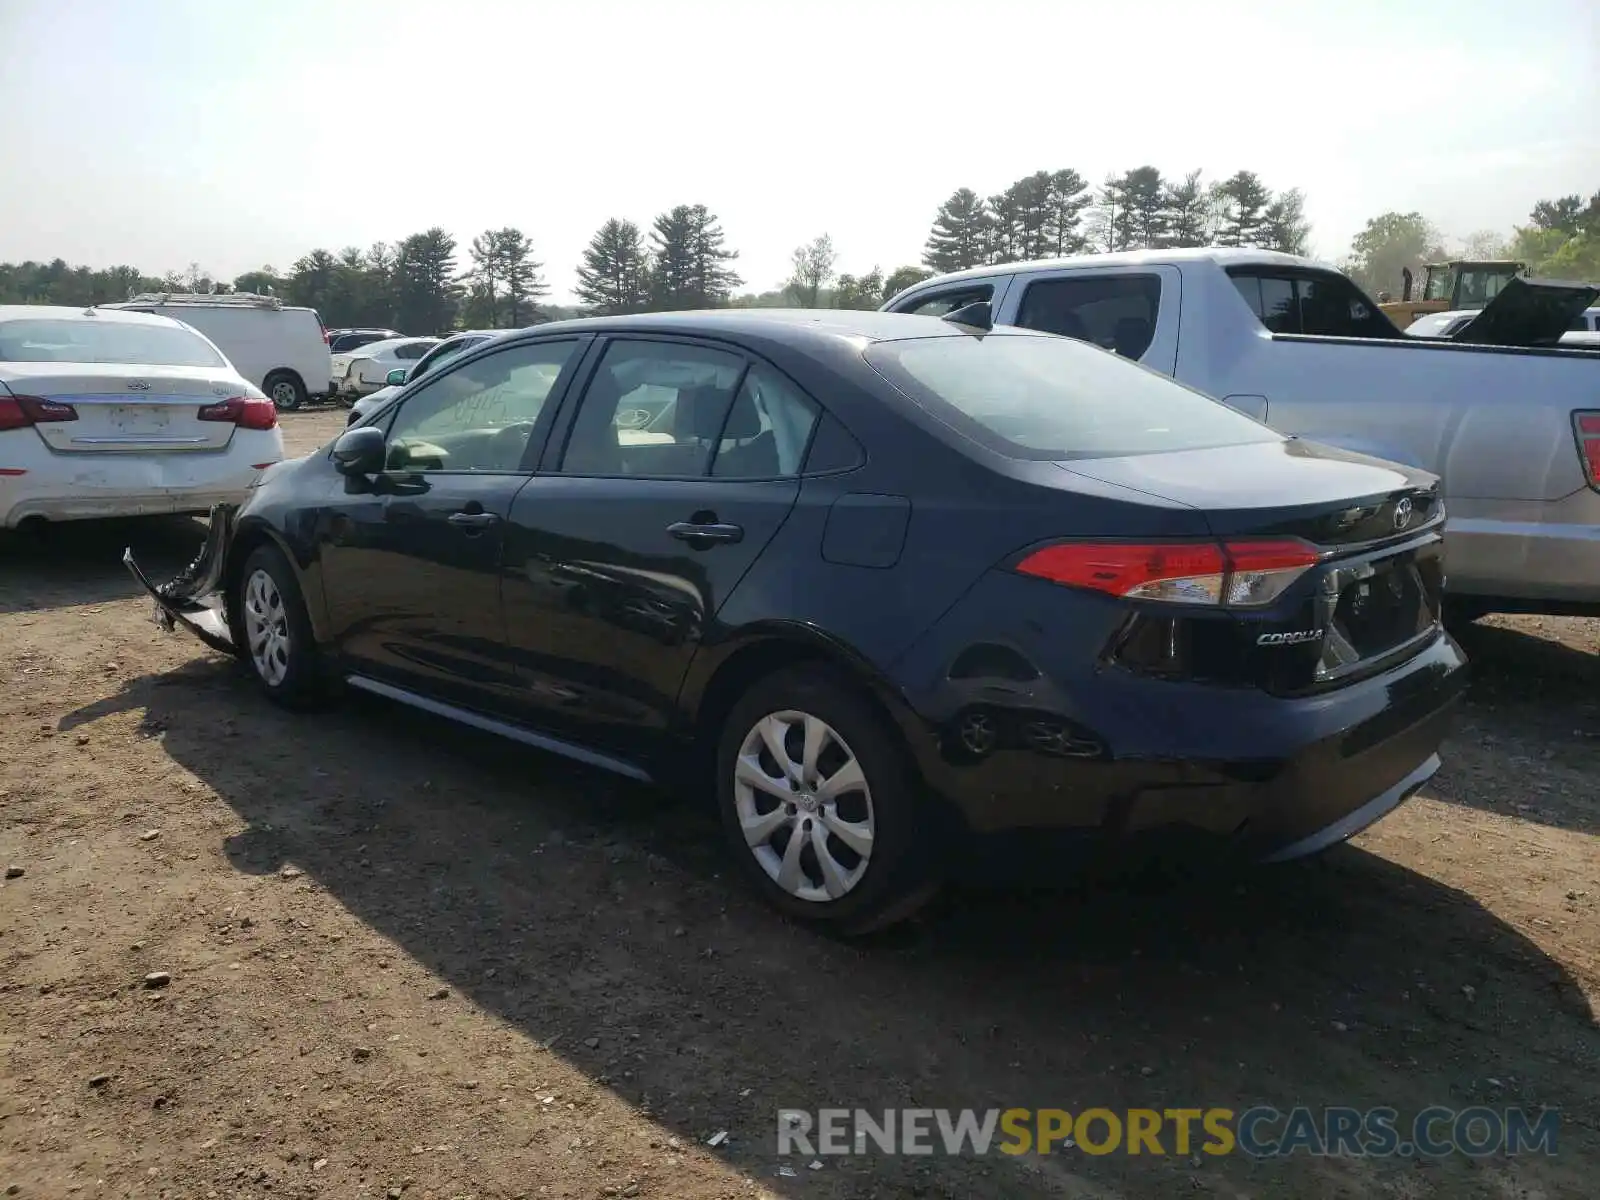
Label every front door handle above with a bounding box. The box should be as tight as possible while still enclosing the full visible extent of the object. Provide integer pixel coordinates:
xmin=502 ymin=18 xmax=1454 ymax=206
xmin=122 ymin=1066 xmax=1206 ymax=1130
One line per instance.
xmin=448 ymin=511 xmax=500 ymax=529
xmin=667 ymin=520 xmax=743 ymax=545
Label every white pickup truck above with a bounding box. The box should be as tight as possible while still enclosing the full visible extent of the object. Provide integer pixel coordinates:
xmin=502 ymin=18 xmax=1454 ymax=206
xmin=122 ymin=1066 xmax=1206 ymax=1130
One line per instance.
xmin=883 ymin=249 xmax=1600 ymax=617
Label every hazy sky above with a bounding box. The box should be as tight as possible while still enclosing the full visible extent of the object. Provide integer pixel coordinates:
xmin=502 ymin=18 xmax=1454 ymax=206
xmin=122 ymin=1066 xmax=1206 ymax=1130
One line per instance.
xmin=2 ymin=0 xmax=1595 ymax=302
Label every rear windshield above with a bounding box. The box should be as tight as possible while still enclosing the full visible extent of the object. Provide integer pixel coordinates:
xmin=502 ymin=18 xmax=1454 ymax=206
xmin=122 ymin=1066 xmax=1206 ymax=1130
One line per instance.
xmin=0 ymin=318 xmax=226 ymax=368
xmin=863 ymin=333 xmax=1279 ymax=460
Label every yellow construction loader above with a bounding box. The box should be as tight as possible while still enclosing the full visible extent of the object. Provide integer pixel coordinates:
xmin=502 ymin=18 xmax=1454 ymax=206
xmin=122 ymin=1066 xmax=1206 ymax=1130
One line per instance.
xmin=1377 ymin=260 xmax=1526 ymax=327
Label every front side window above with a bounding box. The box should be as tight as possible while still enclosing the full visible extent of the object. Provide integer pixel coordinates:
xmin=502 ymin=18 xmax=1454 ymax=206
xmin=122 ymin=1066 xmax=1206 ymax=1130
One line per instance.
xmin=1015 ymin=274 xmax=1161 ymax=359
xmin=894 ymin=284 xmax=994 ymax=318
xmin=865 ymin=332 xmax=1279 ymax=461
xmin=558 ymin=339 xmax=747 ymax=478
xmin=383 ymin=339 xmax=576 ymax=473
xmin=0 ymin=318 xmax=226 ymax=367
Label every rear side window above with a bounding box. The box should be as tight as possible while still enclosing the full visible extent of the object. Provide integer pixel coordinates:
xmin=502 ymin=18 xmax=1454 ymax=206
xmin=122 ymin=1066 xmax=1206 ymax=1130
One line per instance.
xmin=395 ymin=341 xmax=433 ymax=360
xmin=864 ymin=333 xmax=1279 ymax=461
xmin=1229 ymin=270 xmax=1397 ymax=339
xmin=1015 ymin=274 xmax=1161 ymax=359
xmin=895 ymin=284 xmax=993 ymax=318
xmin=0 ymin=318 xmax=225 ymax=368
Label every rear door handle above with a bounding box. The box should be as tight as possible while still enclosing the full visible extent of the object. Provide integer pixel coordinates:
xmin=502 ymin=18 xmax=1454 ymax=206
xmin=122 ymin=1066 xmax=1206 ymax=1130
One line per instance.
xmin=448 ymin=511 xmax=500 ymax=529
xmin=667 ymin=521 xmax=743 ymax=545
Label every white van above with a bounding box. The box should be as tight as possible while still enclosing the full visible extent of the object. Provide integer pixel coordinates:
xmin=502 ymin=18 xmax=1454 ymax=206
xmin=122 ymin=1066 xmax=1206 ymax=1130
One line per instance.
xmin=106 ymin=292 xmax=333 ymax=411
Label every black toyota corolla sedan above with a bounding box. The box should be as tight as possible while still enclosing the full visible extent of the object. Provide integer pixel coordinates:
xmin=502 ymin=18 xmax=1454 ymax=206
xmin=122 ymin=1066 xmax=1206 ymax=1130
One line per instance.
xmin=127 ymin=306 xmax=1466 ymax=932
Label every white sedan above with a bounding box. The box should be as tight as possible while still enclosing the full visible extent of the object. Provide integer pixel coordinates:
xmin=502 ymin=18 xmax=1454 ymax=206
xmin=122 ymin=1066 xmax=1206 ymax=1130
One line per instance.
xmin=0 ymin=305 xmax=284 ymax=529
xmin=332 ymin=336 xmax=440 ymax=397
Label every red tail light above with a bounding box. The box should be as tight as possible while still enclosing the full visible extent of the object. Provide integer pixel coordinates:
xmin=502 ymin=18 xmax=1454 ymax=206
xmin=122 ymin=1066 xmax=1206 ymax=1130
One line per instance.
xmin=0 ymin=394 xmax=80 ymax=432
xmin=1574 ymin=411 xmax=1600 ymax=491
xmin=197 ymin=396 xmax=278 ymax=431
xmin=1015 ymin=538 xmax=1321 ymax=608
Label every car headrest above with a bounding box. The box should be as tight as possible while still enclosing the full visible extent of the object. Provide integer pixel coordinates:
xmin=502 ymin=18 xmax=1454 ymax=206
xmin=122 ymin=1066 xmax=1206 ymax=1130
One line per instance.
xmin=1113 ymin=316 xmax=1151 ymax=357
xmin=674 ymin=384 xmax=736 ymax=440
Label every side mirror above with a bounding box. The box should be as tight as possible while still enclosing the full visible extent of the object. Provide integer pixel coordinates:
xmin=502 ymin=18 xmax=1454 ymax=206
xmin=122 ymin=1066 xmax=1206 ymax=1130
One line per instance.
xmin=331 ymin=425 xmax=387 ymax=475
xmin=385 ymin=368 xmax=408 ymax=386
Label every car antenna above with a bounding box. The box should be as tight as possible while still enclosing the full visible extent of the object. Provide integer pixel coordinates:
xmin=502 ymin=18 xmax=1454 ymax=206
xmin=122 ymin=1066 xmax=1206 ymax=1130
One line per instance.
xmin=941 ymin=300 xmax=993 ymax=333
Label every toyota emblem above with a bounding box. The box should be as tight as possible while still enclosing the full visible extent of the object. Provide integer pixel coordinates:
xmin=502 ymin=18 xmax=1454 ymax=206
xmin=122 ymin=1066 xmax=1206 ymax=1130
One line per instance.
xmin=1392 ymin=497 xmax=1413 ymax=530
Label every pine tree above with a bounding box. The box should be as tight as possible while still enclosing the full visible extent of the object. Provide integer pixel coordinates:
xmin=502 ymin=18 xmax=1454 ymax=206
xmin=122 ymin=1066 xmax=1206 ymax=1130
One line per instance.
xmin=1118 ymin=166 xmax=1168 ymax=249
xmin=575 ymin=218 xmax=652 ymax=315
xmin=392 ymin=227 xmax=460 ymax=334
xmin=1044 ymin=169 xmax=1092 ymax=256
xmin=1261 ymin=189 xmax=1311 ymax=255
xmin=494 ymin=229 xmax=546 ymax=325
xmin=650 ymin=205 xmax=739 ymax=309
xmin=922 ymin=188 xmax=992 ymax=272
xmin=1212 ymin=171 xmax=1273 ymax=248
xmin=467 ymin=231 xmax=502 ymax=326
xmin=1159 ymin=170 xmax=1211 ymax=248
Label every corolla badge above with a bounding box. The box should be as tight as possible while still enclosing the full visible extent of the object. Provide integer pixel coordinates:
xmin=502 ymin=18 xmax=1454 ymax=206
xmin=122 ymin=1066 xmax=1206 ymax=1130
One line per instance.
xmin=1257 ymin=629 xmax=1324 ymax=646
xmin=125 ymin=380 xmax=151 ymax=391
xmin=1393 ymin=497 xmax=1413 ymax=530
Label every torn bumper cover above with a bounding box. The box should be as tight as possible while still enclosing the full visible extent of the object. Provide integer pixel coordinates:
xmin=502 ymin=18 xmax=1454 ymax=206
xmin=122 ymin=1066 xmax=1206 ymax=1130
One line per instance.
xmin=122 ymin=503 xmax=240 ymax=655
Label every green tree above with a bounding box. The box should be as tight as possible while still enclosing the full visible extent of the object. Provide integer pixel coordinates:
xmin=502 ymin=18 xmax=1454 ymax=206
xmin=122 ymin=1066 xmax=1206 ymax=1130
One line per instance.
xmin=466 ymin=231 xmax=503 ymax=325
xmin=1160 ymin=170 xmax=1211 ymax=247
xmin=922 ymin=188 xmax=992 ymax=272
xmin=1212 ymin=171 xmax=1273 ymax=247
xmin=1261 ymin=188 xmax=1311 ymax=255
xmin=882 ymin=265 xmax=932 ymax=302
xmin=233 ymin=267 xmax=282 ymax=296
xmin=285 ymin=250 xmax=338 ymax=312
xmin=1344 ymin=211 xmax=1446 ymax=298
xmin=650 ymin=205 xmax=740 ymax=309
xmin=575 ymin=218 xmax=652 ymax=315
xmin=990 ymin=171 xmax=1056 ymax=262
xmin=392 ymin=227 xmax=460 ymax=334
xmin=787 ymin=234 xmax=838 ymax=306
xmin=1043 ymin=169 xmax=1092 ymax=256
xmin=833 ymin=267 xmax=885 ymax=310
xmin=1088 ymin=173 xmax=1135 ymax=252
xmin=1111 ymin=166 xmax=1167 ymax=249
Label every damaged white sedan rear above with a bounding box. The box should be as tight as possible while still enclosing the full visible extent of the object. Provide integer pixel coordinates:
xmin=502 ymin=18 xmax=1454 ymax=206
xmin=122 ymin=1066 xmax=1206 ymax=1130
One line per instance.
xmin=0 ymin=305 xmax=284 ymax=530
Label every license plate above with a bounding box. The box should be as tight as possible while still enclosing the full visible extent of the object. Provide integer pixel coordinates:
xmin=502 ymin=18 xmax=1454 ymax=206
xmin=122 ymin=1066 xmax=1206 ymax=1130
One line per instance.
xmin=109 ymin=404 xmax=170 ymax=431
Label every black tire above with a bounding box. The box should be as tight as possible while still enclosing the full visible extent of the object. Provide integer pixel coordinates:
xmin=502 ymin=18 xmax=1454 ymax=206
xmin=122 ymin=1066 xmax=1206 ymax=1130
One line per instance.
xmin=1442 ymin=597 xmax=1491 ymax=629
xmin=715 ymin=665 xmax=938 ymax=935
xmin=264 ymin=371 xmax=305 ymax=412
xmin=234 ymin=543 xmax=332 ymax=709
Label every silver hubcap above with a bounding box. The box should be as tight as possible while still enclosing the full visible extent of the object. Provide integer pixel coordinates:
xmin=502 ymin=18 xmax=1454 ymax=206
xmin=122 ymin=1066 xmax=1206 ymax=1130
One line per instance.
xmin=242 ymin=569 xmax=291 ymax=686
xmin=271 ymin=381 xmax=296 ymax=406
xmin=734 ymin=709 xmax=875 ymax=903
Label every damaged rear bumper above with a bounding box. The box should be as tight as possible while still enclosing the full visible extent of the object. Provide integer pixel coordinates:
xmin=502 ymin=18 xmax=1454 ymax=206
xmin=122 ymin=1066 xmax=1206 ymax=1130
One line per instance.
xmin=122 ymin=503 xmax=240 ymax=655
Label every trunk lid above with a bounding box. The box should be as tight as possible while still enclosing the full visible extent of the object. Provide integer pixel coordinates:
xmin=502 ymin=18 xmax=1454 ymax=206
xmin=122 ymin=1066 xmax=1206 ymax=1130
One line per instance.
xmin=1448 ymin=276 xmax=1600 ymax=348
xmin=1056 ymin=438 xmax=1445 ymax=694
xmin=3 ymin=362 xmax=246 ymax=453
xmin=1055 ymin=438 xmax=1441 ymax=546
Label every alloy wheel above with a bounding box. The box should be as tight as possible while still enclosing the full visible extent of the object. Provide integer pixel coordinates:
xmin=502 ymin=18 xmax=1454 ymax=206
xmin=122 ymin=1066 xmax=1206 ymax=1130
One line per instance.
xmin=242 ymin=568 xmax=291 ymax=687
xmin=270 ymin=380 xmax=298 ymax=410
xmin=732 ymin=709 xmax=876 ymax=902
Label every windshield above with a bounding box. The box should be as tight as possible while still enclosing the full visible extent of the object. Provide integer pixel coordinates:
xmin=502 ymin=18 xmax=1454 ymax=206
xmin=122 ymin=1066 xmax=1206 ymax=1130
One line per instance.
xmin=0 ymin=318 xmax=227 ymax=367
xmin=1423 ymin=267 xmax=1455 ymax=302
xmin=864 ymin=333 xmax=1280 ymax=461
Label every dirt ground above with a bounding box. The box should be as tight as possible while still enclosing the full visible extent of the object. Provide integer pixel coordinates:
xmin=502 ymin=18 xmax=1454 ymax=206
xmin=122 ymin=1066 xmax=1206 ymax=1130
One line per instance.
xmin=2 ymin=407 xmax=1596 ymax=1199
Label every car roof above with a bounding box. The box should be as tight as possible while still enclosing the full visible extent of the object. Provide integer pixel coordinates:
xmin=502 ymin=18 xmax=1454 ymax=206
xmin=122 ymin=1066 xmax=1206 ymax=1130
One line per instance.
xmin=905 ymin=247 xmax=1335 ymax=289
xmin=496 ymin=308 xmax=996 ymax=352
xmin=0 ymin=304 xmax=190 ymax=329
xmin=349 ymin=335 xmax=442 ymax=355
